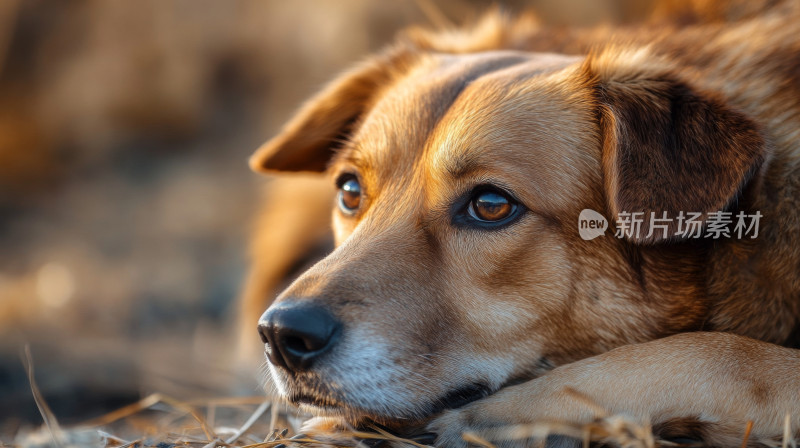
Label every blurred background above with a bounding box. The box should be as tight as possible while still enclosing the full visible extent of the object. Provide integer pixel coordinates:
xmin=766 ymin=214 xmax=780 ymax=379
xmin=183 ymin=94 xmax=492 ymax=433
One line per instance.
xmin=0 ymin=0 xmax=657 ymax=441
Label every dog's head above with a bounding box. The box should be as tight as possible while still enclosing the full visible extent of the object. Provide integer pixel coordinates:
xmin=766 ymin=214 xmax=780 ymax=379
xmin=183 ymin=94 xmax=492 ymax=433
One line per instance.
xmin=251 ymin=25 xmax=766 ymax=427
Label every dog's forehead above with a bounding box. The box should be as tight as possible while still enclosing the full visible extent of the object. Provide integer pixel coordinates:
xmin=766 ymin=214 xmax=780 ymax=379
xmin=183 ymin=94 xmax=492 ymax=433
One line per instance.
xmin=424 ymin=54 xmax=596 ymax=200
xmin=339 ymin=51 xmax=596 ymax=212
xmin=338 ymin=52 xmax=526 ymax=175
xmin=339 ymin=52 xmax=584 ymax=179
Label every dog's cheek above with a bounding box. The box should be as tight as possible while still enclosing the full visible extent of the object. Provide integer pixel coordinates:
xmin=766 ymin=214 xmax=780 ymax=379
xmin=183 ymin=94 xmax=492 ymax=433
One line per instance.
xmin=331 ymin=213 xmax=356 ymax=246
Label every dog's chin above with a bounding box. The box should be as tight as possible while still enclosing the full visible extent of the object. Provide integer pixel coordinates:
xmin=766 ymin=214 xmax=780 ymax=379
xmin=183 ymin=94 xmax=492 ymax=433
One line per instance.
xmin=284 ymin=381 xmax=494 ymax=431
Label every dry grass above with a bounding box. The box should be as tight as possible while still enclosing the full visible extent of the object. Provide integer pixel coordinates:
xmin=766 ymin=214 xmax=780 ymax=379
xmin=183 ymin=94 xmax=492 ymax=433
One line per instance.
xmin=10 ymin=393 xmax=797 ymax=448
xmin=9 ymin=349 xmax=797 ymax=448
xmin=0 ymin=389 xmax=688 ymax=448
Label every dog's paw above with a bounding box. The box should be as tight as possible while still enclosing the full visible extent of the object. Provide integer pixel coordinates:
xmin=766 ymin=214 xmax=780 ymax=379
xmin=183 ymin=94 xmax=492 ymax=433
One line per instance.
xmin=427 ymin=407 xmax=581 ymax=448
xmin=300 ymin=416 xmax=350 ymax=434
xmin=297 ymin=416 xmax=359 ymax=446
xmin=299 ymin=417 xmax=407 ymax=448
xmin=427 ymin=408 xmax=491 ymax=448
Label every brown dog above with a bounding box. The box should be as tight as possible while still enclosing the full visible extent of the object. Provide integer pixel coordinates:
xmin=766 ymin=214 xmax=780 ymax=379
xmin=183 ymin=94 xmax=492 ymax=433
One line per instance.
xmin=248 ymin=2 xmax=800 ymax=446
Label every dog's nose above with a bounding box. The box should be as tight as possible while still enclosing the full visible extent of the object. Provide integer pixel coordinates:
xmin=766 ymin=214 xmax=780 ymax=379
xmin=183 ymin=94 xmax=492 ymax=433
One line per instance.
xmin=258 ymin=304 xmax=341 ymax=371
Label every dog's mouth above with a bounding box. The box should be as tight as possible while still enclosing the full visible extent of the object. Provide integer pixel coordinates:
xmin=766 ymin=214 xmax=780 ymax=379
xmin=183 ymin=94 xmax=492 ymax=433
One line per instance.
xmin=277 ymin=356 xmax=550 ymax=428
xmin=289 ymin=392 xmax=348 ymax=410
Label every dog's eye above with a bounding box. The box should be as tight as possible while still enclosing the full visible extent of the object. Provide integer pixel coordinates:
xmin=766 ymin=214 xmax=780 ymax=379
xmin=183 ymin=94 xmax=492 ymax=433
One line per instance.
xmin=337 ymin=176 xmax=361 ymax=215
xmin=468 ymin=190 xmax=516 ymax=222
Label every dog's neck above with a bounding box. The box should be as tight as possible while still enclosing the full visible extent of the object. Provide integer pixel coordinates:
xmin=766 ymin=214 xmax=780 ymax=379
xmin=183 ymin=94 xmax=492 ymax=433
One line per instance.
xmin=703 ymin=147 xmax=800 ymax=345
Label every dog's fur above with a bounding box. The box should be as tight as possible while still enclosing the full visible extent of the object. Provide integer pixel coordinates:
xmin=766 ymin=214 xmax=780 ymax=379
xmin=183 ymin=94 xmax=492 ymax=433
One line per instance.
xmin=247 ymin=2 xmax=800 ymax=446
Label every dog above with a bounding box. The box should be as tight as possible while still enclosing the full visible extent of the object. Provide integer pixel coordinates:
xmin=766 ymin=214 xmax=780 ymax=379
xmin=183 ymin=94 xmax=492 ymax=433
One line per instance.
xmin=247 ymin=2 xmax=800 ymax=446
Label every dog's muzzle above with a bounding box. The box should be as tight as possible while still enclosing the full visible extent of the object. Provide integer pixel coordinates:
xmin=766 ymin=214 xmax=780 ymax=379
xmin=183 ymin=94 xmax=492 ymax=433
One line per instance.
xmin=258 ymin=302 xmax=342 ymax=372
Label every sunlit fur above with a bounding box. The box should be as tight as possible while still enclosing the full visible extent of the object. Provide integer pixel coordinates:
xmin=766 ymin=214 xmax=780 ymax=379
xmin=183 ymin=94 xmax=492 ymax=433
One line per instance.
xmin=250 ymin=2 xmax=800 ymax=446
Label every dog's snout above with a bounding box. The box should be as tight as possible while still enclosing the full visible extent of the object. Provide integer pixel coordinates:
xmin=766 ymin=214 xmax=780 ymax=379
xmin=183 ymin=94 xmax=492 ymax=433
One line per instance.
xmin=258 ymin=304 xmax=341 ymax=371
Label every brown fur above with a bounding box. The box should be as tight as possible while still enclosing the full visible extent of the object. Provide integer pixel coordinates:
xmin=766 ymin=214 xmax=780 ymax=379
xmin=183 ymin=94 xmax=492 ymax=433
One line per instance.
xmin=247 ymin=2 xmax=800 ymax=446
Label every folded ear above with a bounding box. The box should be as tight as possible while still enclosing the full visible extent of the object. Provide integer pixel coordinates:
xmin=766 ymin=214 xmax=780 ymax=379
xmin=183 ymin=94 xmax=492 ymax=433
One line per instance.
xmin=250 ymin=48 xmax=415 ymax=173
xmin=590 ymin=53 xmax=767 ymax=243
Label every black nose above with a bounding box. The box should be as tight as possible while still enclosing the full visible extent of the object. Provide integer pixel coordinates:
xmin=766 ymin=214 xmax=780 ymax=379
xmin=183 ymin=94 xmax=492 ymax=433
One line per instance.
xmin=258 ymin=304 xmax=341 ymax=371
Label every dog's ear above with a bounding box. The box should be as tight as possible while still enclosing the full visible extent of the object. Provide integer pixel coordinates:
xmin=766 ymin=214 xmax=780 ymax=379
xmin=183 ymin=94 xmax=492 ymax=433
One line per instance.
xmin=590 ymin=52 xmax=767 ymax=243
xmin=250 ymin=49 xmax=414 ymax=173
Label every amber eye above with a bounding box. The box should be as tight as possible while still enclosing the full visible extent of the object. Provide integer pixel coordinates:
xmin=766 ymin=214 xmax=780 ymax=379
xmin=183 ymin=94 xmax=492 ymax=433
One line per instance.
xmin=337 ymin=177 xmax=362 ymax=215
xmin=468 ymin=190 xmax=515 ymax=222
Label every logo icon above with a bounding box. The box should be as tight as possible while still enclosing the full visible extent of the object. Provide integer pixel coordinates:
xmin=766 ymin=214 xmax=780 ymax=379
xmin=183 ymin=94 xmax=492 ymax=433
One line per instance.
xmin=578 ymin=209 xmax=608 ymax=240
